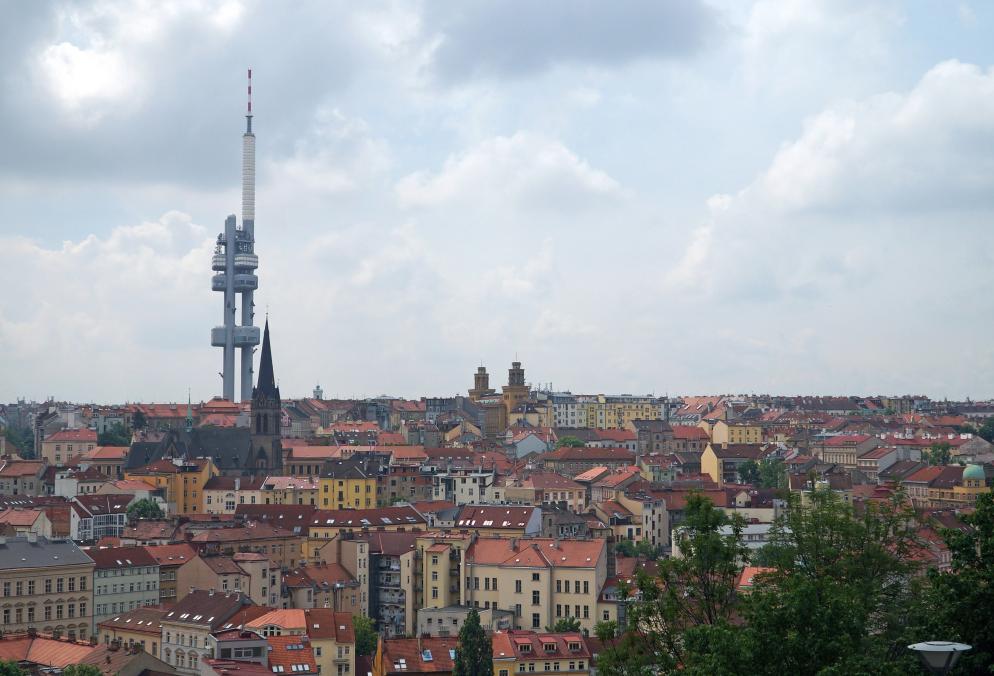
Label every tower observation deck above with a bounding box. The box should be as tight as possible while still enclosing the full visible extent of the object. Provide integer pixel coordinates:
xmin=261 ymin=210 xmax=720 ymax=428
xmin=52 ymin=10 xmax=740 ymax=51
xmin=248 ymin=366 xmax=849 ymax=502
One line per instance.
xmin=211 ymin=69 xmax=261 ymax=401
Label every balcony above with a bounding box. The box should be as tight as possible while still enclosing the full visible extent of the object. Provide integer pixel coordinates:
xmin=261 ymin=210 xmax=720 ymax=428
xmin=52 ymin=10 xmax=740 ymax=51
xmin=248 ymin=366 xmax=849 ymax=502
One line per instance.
xmin=211 ymin=274 xmax=228 ymax=292
xmin=212 ymin=254 xmax=227 ymax=271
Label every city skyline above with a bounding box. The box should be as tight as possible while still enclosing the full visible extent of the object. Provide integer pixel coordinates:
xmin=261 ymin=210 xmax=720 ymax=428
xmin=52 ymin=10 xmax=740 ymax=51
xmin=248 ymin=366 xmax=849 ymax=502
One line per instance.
xmin=3 ymin=2 xmax=994 ymax=402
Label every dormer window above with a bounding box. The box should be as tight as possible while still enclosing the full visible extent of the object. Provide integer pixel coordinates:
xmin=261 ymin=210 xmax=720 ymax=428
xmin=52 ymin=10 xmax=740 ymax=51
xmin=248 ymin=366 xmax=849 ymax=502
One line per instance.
xmin=544 ymin=643 xmax=556 ymax=652
xmin=519 ymin=644 xmax=531 ymax=653
xmin=567 ymin=642 xmax=580 ymax=652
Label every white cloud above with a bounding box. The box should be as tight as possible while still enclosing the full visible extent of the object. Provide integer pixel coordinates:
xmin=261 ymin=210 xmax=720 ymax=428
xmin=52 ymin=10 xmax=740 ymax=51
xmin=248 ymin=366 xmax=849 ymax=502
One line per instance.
xmin=395 ymin=132 xmax=623 ymax=210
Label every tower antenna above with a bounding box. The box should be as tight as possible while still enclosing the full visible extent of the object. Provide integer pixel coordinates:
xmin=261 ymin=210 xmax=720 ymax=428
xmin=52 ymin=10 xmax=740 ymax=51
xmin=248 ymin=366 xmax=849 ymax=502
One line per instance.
xmin=246 ymin=68 xmax=253 ymax=132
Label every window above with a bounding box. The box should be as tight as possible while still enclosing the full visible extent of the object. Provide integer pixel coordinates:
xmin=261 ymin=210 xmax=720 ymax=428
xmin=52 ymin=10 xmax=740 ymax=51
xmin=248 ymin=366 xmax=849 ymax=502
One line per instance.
xmin=603 ymin=610 xmax=610 ymax=621
xmin=515 ymin=580 xmax=522 ymax=593
xmin=45 ymin=579 xmax=52 ymax=593
xmin=515 ymin=604 xmax=522 ymax=618
xmin=473 ymin=577 xmax=479 ymax=590
xmin=556 ymin=580 xmax=561 ymax=593
xmin=532 ymin=573 xmax=540 ymax=582
xmin=532 ymin=613 xmax=540 ymax=629
xmin=57 ymin=605 xmax=64 ymax=619
xmin=492 ymin=578 xmax=498 ymax=591
xmin=574 ymin=581 xmax=580 ymax=594
xmin=583 ymin=581 xmax=589 ymax=594
xmin=432 ymin=587 xmax=438 ymax=599
xmin=68 ymin=603 xmax=76 ymax=618
xmin=45 ymin=606 xmax=51 ymax=621
xmin=27 ymin=606 xmax=34 ymax=622
xmin=80 ymin=602 xmax=87 ymax=616
xmin=57 ymin=578 xmax=64 ymax=593
xmin=1 ymin=610 xmax=7 ymax=624
xmin=2 ymin=582 xmax=8 ymax=597
xmin=532 ymin=590 xmax=540 ymax=605
xmin=556 ymin=604 xmax=561 ymax=617
xmin=69 ymin=577 xmax=76 ymax=592
xmin=432 ymin=571 xmax=438 ymax=581
xmin=583 ymin=606 xmax=589 ymax=619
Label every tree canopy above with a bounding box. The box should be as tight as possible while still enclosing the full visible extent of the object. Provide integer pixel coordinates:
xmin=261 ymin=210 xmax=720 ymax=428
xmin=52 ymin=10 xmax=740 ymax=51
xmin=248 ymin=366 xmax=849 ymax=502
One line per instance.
xmin=126 ymin=498 xmax=164 ymax=521
xmin=0 ymin=661 xmax=26 ymax=676
xmin=596 ymin=489 xmax=947 ymax=676
xmin=353 ymin=615 xmax=378 ymax=656
xmin=453 ymin=608 xmax=492 ymax=676
xmin=98 ymin=422 xmax=131 ymax=446
xmin=555 ymin=436 xmax=585 ymax=448
xmin=547 ymin=617 xmax=581 ymax=633
xmin=61 ymin=666 xmax=104 ymax=676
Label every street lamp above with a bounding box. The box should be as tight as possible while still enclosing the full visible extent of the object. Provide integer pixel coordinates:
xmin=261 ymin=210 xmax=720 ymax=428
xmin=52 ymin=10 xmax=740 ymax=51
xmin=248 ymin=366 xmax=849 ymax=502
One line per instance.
xmin=908 ymin=641 xmax=971 ymax=675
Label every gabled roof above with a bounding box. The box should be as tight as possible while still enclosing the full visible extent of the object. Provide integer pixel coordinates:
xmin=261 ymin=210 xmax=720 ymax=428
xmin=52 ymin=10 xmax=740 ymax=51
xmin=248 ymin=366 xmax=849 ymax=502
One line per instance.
xmin=98 ymin=606 xmax=166 ymax=634
xmin=708 ymin=444 xmax=767 ymax=460
xmin=267 ymin=634 xmax=317 ymax=674
xmin=466 ymin=537 xmax=604 ymax=569
xmin=380 ymin=637 xmax=459 ymax=675
xmin=45 ymin=428 xmax=97 ymax=443
xmin=161 ymin=589 xmax=251 ymax=629
xmin=308 ymin=505 xmax=425 ymax=529
xmin=454 ymin=505 xmax=537 ymax=530
xmin=492 ymin=630 xmax=591 ymax=661
xmin=84 ymin=545 xmax=158 ymax=569
xmin=144 ymin=543 xmax=197 ymax=565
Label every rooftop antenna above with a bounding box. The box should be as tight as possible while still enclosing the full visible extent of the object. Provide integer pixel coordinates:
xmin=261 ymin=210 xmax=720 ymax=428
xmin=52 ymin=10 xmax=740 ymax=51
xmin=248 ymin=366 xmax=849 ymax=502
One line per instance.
xmin=246 ymin=68 xmax=253 ymax=133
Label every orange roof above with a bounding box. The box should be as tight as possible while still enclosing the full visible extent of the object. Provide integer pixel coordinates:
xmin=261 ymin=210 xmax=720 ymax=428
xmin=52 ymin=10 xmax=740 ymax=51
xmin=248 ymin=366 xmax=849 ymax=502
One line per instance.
xmin=287 ymin=446 xmax=338 ymax=460
xmin=245 ymin=609 xmax=307 ymax=632
xmin=738 ymin=566 xmax=774 ymax=590
xmin=0 ymin=635 xmax=97 ymax=668
xmin=573 ymin=466 xmax=611 ymax=482
xmin=46 ymin=428 xmax=97 ymax=443
xmin=267 ymin=634 xmax=317 ymax=674
xmin=145 ymin=543 xmax=197 ymax=565
xmin=467 ymin=537 xmax=604 ymax=569
xmin=83 ymin=445 xmax=130 ymax=460
xmin=381 ymin=637 xmax=458 ymax=674
xmin=671 ymin=425 xmax=710 ymax=440
xmin=492 ymin=630 xmax=591 ymax=661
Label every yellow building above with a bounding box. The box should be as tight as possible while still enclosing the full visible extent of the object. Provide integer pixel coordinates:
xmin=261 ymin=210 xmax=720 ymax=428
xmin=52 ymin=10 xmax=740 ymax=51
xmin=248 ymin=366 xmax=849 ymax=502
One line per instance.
xmin=577 ymin=395 xmax=665 ymax=430
xmin=700 ymin=443 xmax=766 ymax=485
xmin=417 ymin=533 xmax=475 ymax=612
xmin=262 ymin=475 xmax=321 ymax=506
xmin=98 ymin=607 xmax=166 ymax=658
xmin=41 ymin=428 xmax=98 ymax=467
xmin=463 ymin=537 xmax=607 ymax=635
xmin=244 ymin=608 xmax=355 ymax=676
xmin=709 ymin=420 xmax=763 ymax=445
xmin=125 ymin=457 xmax=217 ymax=515
xmin=307 ymin=505 xmax=428 ymax=562
xmin=491 ymin=630 xmax=593 ymax=676
xmin=319 ymin=459 xmax=377 ymax=509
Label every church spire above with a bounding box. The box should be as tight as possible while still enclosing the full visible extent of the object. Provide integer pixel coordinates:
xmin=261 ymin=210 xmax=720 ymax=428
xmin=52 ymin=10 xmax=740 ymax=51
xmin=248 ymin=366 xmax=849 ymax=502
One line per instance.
xmin=255 ymin=318 xmax=278 ymax=399
xmin=185 ymin=389 xmax=194 ymax=433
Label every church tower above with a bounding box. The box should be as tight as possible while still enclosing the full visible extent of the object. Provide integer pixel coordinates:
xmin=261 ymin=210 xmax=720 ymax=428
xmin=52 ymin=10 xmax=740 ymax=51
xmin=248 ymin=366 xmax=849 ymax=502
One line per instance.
xmin=502 ymin=360 xmax=531 ymax=416
xmin=468 ymin=366 xmax=495 ymax=401
xmin=250 ymin=319 xmax=283 ymax=474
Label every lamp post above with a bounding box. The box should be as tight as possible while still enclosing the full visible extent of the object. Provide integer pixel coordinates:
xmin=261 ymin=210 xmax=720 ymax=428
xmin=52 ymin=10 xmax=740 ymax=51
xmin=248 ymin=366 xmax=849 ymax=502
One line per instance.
xmin=908 ymin=641 xmax=971 ymax=675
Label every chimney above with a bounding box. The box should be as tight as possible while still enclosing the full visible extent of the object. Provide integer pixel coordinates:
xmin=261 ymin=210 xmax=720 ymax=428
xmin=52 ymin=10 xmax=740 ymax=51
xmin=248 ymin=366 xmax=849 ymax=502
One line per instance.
xmin=210 ymin=588 xmax=215 ymax=596
xmin=235 ymin=477 xmax=240 ymax=492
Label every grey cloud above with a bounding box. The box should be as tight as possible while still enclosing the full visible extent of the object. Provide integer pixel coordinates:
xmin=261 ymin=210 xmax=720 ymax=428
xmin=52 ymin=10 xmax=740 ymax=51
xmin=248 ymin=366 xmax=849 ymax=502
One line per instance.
xmin=424 ymin=0 xmax=718 ymax=82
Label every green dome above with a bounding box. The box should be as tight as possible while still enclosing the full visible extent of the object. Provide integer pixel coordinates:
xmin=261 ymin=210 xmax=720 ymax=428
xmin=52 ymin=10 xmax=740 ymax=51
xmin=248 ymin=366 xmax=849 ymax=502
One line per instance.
xmin=963 ymin=464 xmax=985 ymax=481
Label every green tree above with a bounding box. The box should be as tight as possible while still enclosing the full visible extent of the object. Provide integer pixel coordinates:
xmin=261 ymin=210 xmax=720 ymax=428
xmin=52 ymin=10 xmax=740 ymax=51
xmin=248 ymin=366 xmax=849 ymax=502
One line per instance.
xmin=127 ymin=498 xmax=164 ymax=521
xmin=547 ymin=617 xmax=581 ymax=632
xmin=353 ymin=615 xmax=378 ymax=656
xmin=0 ymin=660 xmax=27 ymax=676
xmin=923 ymin=441 xmax=952 ymax=466
xmin=555 ymin=436 xmax=585 ymax=448
xmin=453 ymin=608 xmax=492 ymax=676
xmin=61 ymin=666 xmax=104 ymax=676
xmin=737 ymin=459 xmax=760 ymax=485
xmin=132 ymin=410 xmax=148 ymax=430
xmin=757 ymin=457 xmax=787 ymax=490
xmin=2 ymin=425 xmax=35 ymax=458
xmin=594 ymin=620 xmax=618 ymax=642
xmin=98 ymin=422 xmax=131 ymax=446
xmin=977 ymin=418 xmax=994 ymax=443
xmin=919 ymin=491 xmax=994 ymax=673
xmin=597 ymin=494 xmax=748 ymax=675
xmin=681 ymin=489 xmax=921 ymax=675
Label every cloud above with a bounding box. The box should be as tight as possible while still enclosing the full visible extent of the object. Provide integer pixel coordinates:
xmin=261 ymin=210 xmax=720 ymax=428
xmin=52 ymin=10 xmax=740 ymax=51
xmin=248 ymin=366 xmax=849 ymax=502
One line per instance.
xmin=395 ymin=132 xmax=623 ymax=210
xmin=423 ymin=0 xmax=717 ymax=82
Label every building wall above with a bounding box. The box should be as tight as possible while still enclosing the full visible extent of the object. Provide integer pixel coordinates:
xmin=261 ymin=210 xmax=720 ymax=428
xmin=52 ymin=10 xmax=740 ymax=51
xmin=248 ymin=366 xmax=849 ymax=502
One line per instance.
xmin=93 ymin=564 xmax=160 ymax=625
xmin=0 ymin=560 xmax=95 ymax=641
xmin=319 ymin=476 xmax=377 ymax=510
xmin=160 ymin=620 xmax=211 ymax=675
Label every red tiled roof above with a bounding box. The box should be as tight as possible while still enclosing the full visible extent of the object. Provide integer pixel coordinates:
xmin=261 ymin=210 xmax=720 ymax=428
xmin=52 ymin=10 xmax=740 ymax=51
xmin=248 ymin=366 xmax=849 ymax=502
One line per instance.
xmin=83 ymin=446 xmax=130 ymax=460
xmin=84 ymin=545 xmax=157 ymax=569
xmin=492 ymin=630 xmax=591 ymax=662
xmin=593 ymin=429 xmax=636 ymax=442
xmin=0 ymin=461 xmax=45 ymax=477
xmin=45 ymin=428 xmax=98 ymax=443
xmin=545 ymin=447 xmax=635 ymax=462
xmin=466 ymin=537 xmax=604 ymax=568
xmin=671 ymin=425 xmax=710 ymax=440
xmin=266 ymin=635 xmax=318 ymax=675
xmin=0 ymin=508 xmax=45 ymax=527
xmin=454 ymin=505 xmax=537 ymax=529
xmin=380 ymin=637 xmax=459 ymax=674
xmin=308 ymin=506 xmax=426 ymax=529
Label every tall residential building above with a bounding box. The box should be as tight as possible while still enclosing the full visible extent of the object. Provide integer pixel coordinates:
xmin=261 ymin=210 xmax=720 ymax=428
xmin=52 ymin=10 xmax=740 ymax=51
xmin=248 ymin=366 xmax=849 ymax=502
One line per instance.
xmin=0 ymin=535 xmax=96 ymax=641
xmin=88 ymin=545 xmax=160 ymax=625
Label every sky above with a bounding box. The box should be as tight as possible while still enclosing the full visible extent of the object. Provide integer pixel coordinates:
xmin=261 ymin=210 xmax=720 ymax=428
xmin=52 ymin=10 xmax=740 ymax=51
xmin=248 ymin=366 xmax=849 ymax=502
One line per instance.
xmin=2 ymin=0 xmax=994 ymax=404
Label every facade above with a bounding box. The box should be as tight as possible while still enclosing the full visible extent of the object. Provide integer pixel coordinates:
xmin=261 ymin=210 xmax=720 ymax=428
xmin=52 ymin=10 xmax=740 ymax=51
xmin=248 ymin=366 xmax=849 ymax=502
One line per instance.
xmin=41 ymin=428 xmax=98 ymax=467
xmin=146 ymin=543 xmax=197 ymax=605
xmin=97 ymin=606 xmax=167 ymax=658
xmin=373 ymin=637 xmax=459 ymax=676
xmin=462 ymin=537 xmax=607 ymax=634
xmin=203 ymin=475 xmax=267 ymax=514
xmin=159 ymin=590 xmax=253 ymax=675
xmin=244 ymin=608 xmax=356 ymax=676
xmin=125 ymin=458 xmax=218 ymax=515
xmin=0 ymin=535 xmax=96 ymax=641
xmin=491 ymin=630 xmax=593 ymax=676
xmin=320 ymin=459 xmax=379 ymax=509
xmin=417 ymin=606 xmax=514 ymax=637
xmin=189 ymin=522 xmax=306 ymax=570
xmin=700 ymin=444 xmax=768 ymax=485
xmin=88 ymin=546 xmax=160 ymax=625
xmin=0 ymin=460 xmax=47 ymax=497
xmin=71 ymin=494 xmax=133 ymax=541
xmin=542 ymin=447 xmax=635 ymax=477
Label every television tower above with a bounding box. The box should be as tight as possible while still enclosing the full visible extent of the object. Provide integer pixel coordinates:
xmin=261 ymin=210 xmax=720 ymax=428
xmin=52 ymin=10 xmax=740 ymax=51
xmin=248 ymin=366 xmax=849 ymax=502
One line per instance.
xmin=211 ymin=69 xmax=261 ymax=401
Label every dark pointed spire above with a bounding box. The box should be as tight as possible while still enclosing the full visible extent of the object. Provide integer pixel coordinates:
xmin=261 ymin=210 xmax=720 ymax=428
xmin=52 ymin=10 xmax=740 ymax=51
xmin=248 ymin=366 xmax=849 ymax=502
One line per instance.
xmin=255 ymin=318 xmax=278 ymax=399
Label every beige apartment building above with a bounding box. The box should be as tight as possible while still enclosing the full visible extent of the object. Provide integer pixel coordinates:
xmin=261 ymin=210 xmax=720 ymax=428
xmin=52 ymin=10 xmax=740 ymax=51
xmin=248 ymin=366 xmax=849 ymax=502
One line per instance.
xmin=41 ymin=428 xmax=98 ymax=467
xmin=0 ymin=535 xmax=96 ymax=641
xmin=462 ymin=537 xmax=607 ymax=635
